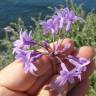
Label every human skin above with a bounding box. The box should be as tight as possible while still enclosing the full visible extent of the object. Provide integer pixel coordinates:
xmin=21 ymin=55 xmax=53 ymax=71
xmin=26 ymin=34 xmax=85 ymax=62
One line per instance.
xmin=0 ymin=38 xmax=95 ymax=96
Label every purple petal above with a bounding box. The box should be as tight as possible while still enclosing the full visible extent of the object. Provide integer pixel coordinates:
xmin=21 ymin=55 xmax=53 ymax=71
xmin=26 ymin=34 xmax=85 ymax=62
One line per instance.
xmin=79 ymin=57 xmax=90 ymax=65
xmin=13 ymin=40 xmax=23 ymax=47
xmin=31 ymin=54 xmax=43 ymax=62
xmin=66 ymin=21 xmax=72 ymax=32
xmin=59 ymin=17 xmax=64 ymax=29
xmin=42 ymin=41 xmax=50 ymax=48
xmin=68 ymin=11 xmax=75 ymax=21
xmin=74 ymin=16 xmax=85 ymax=22
xmin=29 ymin=63 xmax=38 ymax=75
xmin=61 ymin=63 xmax=68 ymax=71
xmin=68 ymin=76 xmax=75 ymax=83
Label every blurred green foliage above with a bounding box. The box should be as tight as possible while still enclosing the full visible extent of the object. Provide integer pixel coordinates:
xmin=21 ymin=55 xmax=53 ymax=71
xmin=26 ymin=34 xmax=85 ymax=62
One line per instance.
xmin=0 ymin=2 xmax=96 ymax=96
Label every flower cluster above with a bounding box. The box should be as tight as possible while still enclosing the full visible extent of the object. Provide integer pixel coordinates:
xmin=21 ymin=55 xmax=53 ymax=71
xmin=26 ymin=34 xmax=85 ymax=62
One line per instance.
xmin=13 ymin=7 xmax=90 ymax=90
xmin=55 ymin=56 xmax=90 ymax=86
xmin=13 ymin=30 xmax=44 ymax=75
xmin=13 ymin=30 xmax=36 ymax=53
xmin=40 ymin=7 xmax=84 ymax=34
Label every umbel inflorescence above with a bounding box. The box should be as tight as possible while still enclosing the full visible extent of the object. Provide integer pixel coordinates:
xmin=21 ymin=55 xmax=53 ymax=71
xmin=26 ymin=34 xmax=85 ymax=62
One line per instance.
xmin=13 ymin=7 xmax=90 ymax=88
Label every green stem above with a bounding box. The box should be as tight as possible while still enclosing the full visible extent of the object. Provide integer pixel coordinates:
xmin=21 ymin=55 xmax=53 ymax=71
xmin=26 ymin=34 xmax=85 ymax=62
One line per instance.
xmin=52 ymin=34 xmax=55 ymax=51
xmin=55 ymin=29 xmax=62 ymax=51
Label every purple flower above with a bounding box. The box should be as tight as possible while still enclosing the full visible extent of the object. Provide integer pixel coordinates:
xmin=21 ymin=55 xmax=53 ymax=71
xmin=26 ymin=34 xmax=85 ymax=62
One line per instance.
xmin=55 ymin=7 xmax=70 ymax=29
xmin=55 ymin=7 xmax=84 ymax=32
xmin=65 ymin=10 xmax=84 ymax=32
xmin=55 ymin=63 xmax=79 ymax=86
xmin=52 ymin=15 xmax=63 ymax=30
xmin=42 ymin=41 xmax=50 ymax=48
xmin=22 ymin=31 xmax=36 ymax=46
xmin=15 ymin=49 xmax=43 ymax=75
xmin=54 ymin=43 xmax=71 ymax=55
xmin=40 ymin=7 xmax=84 ymax=34
xmin=13 ymin=30 xmax=36 ymax=53
xmin=55 ymin=7 xmax=70 ymax=18
xmin=66 ymin=21 xmax=72 ymax=32
xmin=40 ymin=16 xmax=60 ymax=35
xmin=67 ymin=55 xmax=90 ymax=80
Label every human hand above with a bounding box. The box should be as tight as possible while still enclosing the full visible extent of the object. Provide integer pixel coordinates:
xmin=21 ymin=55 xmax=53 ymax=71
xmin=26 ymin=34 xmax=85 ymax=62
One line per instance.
xmin=0 ymin=38 xmax=95 ymax=96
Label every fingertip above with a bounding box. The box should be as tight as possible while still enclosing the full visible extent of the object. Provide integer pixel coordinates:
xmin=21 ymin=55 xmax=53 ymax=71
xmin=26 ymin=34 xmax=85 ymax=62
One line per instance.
xmin=75 ymin=46 xmax=95 ymax=80
xmin=62 ymin=38 xmax=75 ymax=47
xmin=61 ymin=38 xmax=75 ymax=54
xmin=77 ymin=46 xmax=95 ymax=60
